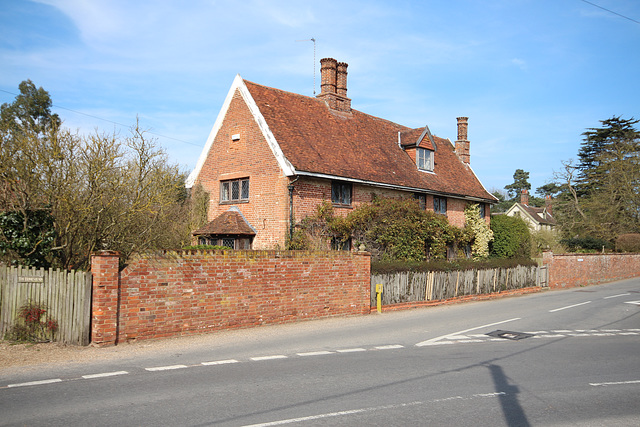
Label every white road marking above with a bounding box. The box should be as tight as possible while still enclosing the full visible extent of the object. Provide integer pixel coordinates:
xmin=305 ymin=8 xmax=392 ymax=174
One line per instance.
xmin=145 ymin=365 xmax=188 ymax=371
xmin=240 ymin=392 xmax=505 ymax=426
xmin=250 ymin=355 xmax=288 ymax=361
xmin=604 ymin=293 xmax=630 ymax=299
xmin=590 ymin=380 xmax=640 ymax=387
xmin=549 ymin=301 xmax=591 ymax=312
xmin=374 ymin=345 xmax=404 ymax=350
xmin=82 ymin=371 xmax=128 ymax=379
xmin=624 ymin=300 xmax=640 ymax=306
xmin=336 ymin=348 xmax=367 ymax=353
xmin=201 ymin=359 xmax=239 ymax=366
xmin=8 ymin=379 xmax=62 ymax=388
xmin=416 ymin=317 xmax=521 ymax=347
xmin=297 ymin=351 xmax=334 ymax=357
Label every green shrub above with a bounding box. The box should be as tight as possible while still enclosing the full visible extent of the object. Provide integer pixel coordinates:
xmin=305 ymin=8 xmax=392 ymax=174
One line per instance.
xmin=560 ymin=236 xmax=613 ymax=252
xmin=615 ymin=234 xmax=640 ymax=253
xmin=490 ymin=215 xmax=531 ymax=259
xmin=530 ymin=229 xmax=564 ymax=255
xmin=372 ymin=257 xmax=536 ymax=274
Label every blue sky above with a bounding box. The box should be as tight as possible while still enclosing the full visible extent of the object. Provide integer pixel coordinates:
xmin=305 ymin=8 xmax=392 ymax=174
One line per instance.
xmin=1 ymin=0 xmax=639 ymax=195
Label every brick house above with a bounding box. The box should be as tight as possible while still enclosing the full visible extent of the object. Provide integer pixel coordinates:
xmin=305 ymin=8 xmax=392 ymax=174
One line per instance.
xmin=186 ymin=58 xmax=496 ymax=249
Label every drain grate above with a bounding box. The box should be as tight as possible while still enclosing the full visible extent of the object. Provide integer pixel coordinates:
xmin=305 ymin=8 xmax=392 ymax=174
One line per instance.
xmin=486 ymin=330 xmax=535 ymax=341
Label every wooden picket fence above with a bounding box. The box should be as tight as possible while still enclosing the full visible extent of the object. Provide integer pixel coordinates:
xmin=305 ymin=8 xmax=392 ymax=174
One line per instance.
xmin=371 ymin=265 xmax=547 ymax=306
xmin=0 ymin=264 xmax=92 ymax=345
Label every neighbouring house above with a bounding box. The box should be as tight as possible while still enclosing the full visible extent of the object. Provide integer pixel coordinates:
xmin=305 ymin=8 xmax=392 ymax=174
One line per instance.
xmin=505 ymin=189 xmax=556 ymax=231
xmin=187 ymin=58 xmax=497 ymax=250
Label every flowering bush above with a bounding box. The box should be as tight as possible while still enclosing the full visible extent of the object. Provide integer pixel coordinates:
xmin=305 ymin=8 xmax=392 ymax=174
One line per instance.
xmin=5 ymin=301 xmax=58 ymax=343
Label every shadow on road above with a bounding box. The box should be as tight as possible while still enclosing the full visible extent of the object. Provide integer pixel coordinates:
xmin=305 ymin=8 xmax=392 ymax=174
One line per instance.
xmin=487 ymin=363 xmax=531 ymax=427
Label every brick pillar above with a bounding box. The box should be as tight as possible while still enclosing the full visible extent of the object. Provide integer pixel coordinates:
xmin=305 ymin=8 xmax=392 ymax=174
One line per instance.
xmin=91 ymin=251 xmax=120 ymax=346
xmin=542 ymin=250 xmax=554 ymax=288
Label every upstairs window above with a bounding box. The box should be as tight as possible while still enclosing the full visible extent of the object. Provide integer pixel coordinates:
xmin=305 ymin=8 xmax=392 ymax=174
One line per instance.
xmin=434 ymin=196 xmax=447 ymax=215
xmin=413 ymin=193 xmax=426 ymax=210
xmin=220 ymin=178 xmax=249 ymax=203
xmin=417 ymin=147 xmax=434 ymax=172
xmin=331 ymin=181 xmax=352 ymax=206
xmin=479 ymin=203 xmax=486 ymax=219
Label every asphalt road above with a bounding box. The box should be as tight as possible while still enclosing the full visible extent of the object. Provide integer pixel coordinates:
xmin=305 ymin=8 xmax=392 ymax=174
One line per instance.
xmin=1 ymin=278 xmax=639 ymax=426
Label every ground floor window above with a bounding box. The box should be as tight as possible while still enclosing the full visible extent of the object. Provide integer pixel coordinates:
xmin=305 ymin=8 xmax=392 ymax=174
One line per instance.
xmin=434 ymin=196 xmax=447 ymax=215
xmin=413 ymin=193 xmax=426 ymax=210
xmin=331 ymin=237 xmax=351 ymax=251
xmin=198 ymin=235 xmax=252 ymax=249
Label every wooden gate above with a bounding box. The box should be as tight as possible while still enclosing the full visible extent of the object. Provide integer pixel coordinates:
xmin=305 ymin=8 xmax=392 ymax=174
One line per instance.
xmin=0 ymin=265 xmax=92 ymax=345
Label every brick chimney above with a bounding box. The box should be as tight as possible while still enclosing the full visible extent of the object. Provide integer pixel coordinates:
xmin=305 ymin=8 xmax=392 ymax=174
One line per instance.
xmin=545 ymin=195 xmax=553 ymax=216
xmin=317 ymin=58 xmax=351 ymax=113
xmin=455 ymin=117 xmax=470 ymax=164
xmin=521 ymin=189 xmax=529 ymax=206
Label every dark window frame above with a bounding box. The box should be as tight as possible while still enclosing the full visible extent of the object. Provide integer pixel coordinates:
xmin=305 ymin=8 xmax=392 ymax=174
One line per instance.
xmin=434 ymin=196 xmax=447 ymax=215
xmin=331 ymin=180 xmax=352 ymax=207
xmin=198 ymin=235 xmax=253 ymax=250
xmin=220 ymin=178 xmax=250 ymax=204
xmin=413 ymin=193 xmax=427 ymax=210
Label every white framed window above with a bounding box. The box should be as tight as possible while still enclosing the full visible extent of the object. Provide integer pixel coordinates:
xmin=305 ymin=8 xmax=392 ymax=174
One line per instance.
xmin=220 ymin=178 xmax=249 ymax=203
xmin=417 ymin=148 xmax=434 ymax=172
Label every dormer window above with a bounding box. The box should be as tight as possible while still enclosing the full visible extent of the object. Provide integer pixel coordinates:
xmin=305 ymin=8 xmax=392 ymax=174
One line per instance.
xmin=417 ymin=147 xmax=434 ymax=172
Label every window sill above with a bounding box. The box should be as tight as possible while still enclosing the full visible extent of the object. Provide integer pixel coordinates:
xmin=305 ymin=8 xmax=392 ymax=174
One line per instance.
xmin=332 ymin=203 xmax=353 ymax=209
xmin=219 ymin=200 xmax=249 ymax=205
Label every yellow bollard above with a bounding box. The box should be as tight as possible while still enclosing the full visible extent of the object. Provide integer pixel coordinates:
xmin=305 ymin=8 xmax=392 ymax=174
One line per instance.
xmin=376 ymin=283 xmax=383 ymax=313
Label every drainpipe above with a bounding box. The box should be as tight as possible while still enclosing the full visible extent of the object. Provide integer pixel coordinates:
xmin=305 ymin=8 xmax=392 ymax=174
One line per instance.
xmin=288 ymin=176 xmax=300 ymax=242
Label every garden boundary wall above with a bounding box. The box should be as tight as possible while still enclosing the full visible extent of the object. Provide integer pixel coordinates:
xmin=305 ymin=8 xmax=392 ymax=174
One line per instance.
xmin=542 ymin=251 xmax=640 ymax=289
xmin=91 ymin=250 xmax=370 ymax=346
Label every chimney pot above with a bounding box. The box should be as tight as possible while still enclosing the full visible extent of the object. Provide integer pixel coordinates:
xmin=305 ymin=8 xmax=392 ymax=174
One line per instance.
xmin=320 ymin=58 xmax=338 ymax=95
xmin=336 ymin=62 xmax=348 ymax=97
xmin=317 ymin=58 xmax=351 ymax=113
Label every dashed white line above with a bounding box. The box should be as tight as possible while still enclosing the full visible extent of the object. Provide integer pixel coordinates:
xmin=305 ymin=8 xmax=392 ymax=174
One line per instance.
xmin=145 ymin=364 xmax=188 ymax=371
xmin=374 ymin=345 xmax=404 ymax=350
xmin=590 ymin=380 xmax=640 ymax=387
xmin=8 ymin=379 xmax=62 ymax=388
xmin=250 ymin=355 xmax=288 ymax=361
xmin=604 ymin=293 xmax=630 ymax=299
xmin=297 ymin=351 xmax=334 ymax=357
xmin=201 ymin=359 xmax=239 ymax=366
xmin=336 ymin=348 xmax=367 ymax=353
xmin=549 ymin=301 xmax=591 ymax=312
xmin=82 ymin=371 xmax=128 ymax=379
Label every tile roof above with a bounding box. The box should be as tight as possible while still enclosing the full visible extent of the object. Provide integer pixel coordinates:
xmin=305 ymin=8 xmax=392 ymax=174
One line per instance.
xmin=244 ymin=80 xmax=495 ymax=202
xmin=517 ymin=203 xmax=557 ymax=226
xmin=192 ymin=208 xmax=256 ymax=236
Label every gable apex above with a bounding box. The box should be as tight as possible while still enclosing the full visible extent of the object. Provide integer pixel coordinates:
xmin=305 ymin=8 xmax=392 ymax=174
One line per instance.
xmin=186 ymin=75 xmax=295 ymax=188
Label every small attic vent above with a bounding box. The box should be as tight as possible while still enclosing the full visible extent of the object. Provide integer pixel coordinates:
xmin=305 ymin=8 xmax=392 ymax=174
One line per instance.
xmin=231 ymin=134 xmax=241 ymax=141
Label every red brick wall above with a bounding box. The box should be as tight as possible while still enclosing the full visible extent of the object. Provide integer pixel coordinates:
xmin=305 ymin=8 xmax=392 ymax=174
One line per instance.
xmin=195 ymin=90 xmax=290 ymax=249
xmin=91 ymin=250 xmax=371 ymax=346
xmin=543 ymin=251 xmax=640 ymax=289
